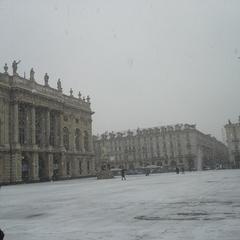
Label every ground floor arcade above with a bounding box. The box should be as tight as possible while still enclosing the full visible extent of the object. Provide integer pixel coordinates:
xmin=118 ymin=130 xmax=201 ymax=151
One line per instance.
xmin=0 ymin=150 xmax=95 ymax=184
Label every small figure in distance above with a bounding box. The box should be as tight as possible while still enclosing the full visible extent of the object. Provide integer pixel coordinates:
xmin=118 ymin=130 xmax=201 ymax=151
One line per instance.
xmin=0 ymin=228 xmax=4 ymax=240
xmin=181 ymin=167 xmax=185 ymax=174
xmin=121 ymin=168 xmax=126 ymax=180
xmin=176 ymin=167 xmax=180 ymax=174
xmin=145 ymin=168 xmax=150 ymax=176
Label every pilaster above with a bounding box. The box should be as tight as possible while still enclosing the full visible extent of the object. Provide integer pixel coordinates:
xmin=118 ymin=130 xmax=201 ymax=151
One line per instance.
xmin=46 ymin=153 xmax=53 ymax=180
xmin=31 ymin=106 xmax=36 ymax=146
xmin=71 ymin=157 xmax=79 ymax=177
xmin=58 ymin=153 xmax=66 ymax=178
xmin=10 ymin=152 xmax=22 ymax=182
xmin=12 ymin=102 xmax=19 ymax=147
xmin=46 ymin=109 xmax=50 ymax=147
xmin=59 ymin=113 xmax=64 ymax=148
xmin=29 ymin=152 xmax=39 ymax=181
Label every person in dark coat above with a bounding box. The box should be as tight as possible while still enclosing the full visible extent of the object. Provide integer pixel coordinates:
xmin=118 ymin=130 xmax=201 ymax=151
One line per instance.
xmin=121 ymin=168 xmax=126 ymax=180
xmin=0 ymin=229 xmax=4 ymax=240
xmin=176 ymin=167 xmax=180 ymax=174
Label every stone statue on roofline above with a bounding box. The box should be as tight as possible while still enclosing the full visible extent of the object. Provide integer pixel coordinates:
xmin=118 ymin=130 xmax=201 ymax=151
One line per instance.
xmin=70 ymin=88 xmax=73 ymax=97
xmin=57 ymin=78 xmax=62 ymax=92
xmin=30 ymin=68 xmax=35 ymax=81
xmin=86 ymin=95 xmax=90 ymax=104
xmin=44 ymin=73 xmax=49 ymax=86
xmin=12 ymin=60 xmax=21 ymax=75
xmin=78 ymin=91 xmax=82 ymax=99
xmin=4 ymin=63 xmax=8 ymax=74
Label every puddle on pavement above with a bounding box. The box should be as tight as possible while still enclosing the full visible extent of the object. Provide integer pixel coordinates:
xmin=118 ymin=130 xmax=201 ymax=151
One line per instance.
xmin=25 ymin=213 xmax=45 ymax=219
xmin=135 ymin=214 xmax=228 ymax=221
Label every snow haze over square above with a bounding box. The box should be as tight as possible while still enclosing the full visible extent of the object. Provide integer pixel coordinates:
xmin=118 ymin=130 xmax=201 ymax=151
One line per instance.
xmin=0 ymin=0 xmax=240 ymax=140
xmin=1 ymin=170 xmax=240 ymax=240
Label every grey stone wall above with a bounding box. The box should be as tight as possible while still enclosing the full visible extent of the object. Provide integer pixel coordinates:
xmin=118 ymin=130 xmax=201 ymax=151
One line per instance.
xmin=0 ymin=64 xmax=95 ymax=184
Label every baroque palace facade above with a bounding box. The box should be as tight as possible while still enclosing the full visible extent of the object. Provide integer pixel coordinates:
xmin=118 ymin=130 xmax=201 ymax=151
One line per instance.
xmin=225 ymin=117 xmax=240 ymax=168
xmin=0 ymin=61 xmax=95 ymax=184
xmin=94 ymin=124 xmax=229 ymax=172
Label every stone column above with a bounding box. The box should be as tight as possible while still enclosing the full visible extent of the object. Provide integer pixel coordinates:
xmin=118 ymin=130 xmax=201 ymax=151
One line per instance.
xmin=3 ymin=100 xmax=10 ymax=147
xmin=59 ymin=113 xmax=64 ymax=148
xmin=44 ymin=153 xmax=53 ymax=180
xmin=13 ymin=102 xmax=19 ymax=145
xmin=59 ymin=153 xmax=66 ymax=178
xmin=89 ymin=134 xmax=93 ymax=153
xmin=53 ymin=114 xmax=58 ymax=147
xmin=10 ymin=102 xmax=22 ymax=183
xmin=81 ymin=131 xmax=85 ymax=153
xmin=40 ymin=112 xmax=45 ymax=147
xmin=30 ymin=153 xmax=39 ymax=181
xmin=71 ymin=157 xmax=79 ymax=177
xmin=91 ymin=158 xmax=96 ymax=175
xmin=46 ymin=109 xmax=50 ymax=147
xmin=10 ymin=153 xmax=22 ymax=183
xmin=31 ymin=106 xmax=36 ymax=145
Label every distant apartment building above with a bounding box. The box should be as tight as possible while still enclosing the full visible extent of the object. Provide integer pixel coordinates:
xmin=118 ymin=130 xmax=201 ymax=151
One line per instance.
xmin=225 ymin=118 xmax=240 ymax=168
xmin=94 ymin=124 xmax=229 ymax=172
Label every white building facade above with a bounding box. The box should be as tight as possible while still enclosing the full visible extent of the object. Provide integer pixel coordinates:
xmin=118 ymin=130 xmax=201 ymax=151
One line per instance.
xmin=94 ymin=124 xmax=229 ymax=172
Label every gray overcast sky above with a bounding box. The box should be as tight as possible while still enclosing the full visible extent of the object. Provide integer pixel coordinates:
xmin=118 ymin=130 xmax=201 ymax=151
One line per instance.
xmin=0 ymin=0 xmax=240 ymax=141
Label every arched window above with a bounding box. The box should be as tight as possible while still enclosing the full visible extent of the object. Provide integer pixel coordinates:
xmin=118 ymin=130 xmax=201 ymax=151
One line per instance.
xmin=75 ymin=128 xmax=81 ymax=151
xmin=63 ymin=127 xmax=69 ymax=150
xmin=84 ymin=131 xmax=89 ymax=152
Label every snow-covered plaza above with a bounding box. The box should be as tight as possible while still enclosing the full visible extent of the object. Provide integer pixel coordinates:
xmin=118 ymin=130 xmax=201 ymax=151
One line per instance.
xmin=1 ymin=170 xmax=240 ymax=240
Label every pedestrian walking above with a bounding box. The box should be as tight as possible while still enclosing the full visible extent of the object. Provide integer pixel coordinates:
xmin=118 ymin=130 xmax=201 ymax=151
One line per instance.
xmin=176 ymin=167 xmax=180 ymax=174
xmin=0 ymin=229 xmax=4 ymax=240
xmin=121 ymin=168 xmax=126 ymax=180
xmin=145 ymin=169 xmax=150 ymax=176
